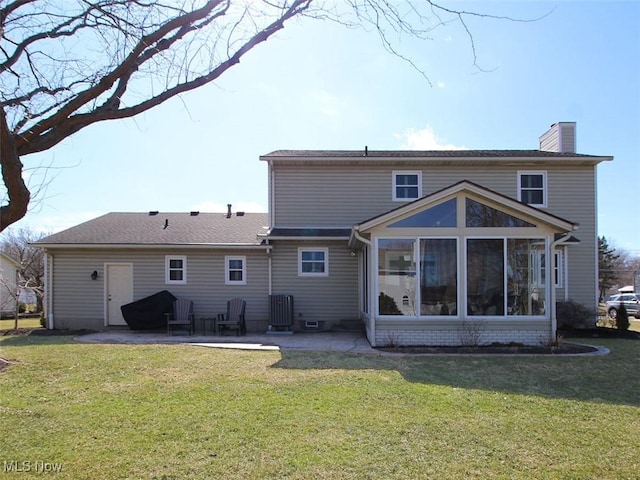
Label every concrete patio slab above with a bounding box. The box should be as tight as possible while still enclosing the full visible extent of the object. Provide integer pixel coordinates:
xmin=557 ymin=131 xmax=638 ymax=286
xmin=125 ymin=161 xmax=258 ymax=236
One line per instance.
xmin=75 ymin=330 xmax=378 ymax=354
xmin=73 ymin=330 xmax=608 ymax=356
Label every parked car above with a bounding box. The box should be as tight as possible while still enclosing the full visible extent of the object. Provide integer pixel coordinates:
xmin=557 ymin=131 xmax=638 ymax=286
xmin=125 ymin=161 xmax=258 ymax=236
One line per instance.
xmin=605 ymin=293 xmax=640 ymax=319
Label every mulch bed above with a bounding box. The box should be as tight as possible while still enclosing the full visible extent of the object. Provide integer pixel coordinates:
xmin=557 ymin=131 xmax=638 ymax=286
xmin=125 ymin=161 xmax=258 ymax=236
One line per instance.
xmin=377 ymin=342 xmax=598 ymax=355
xmin=0 ymin=328 xmax=98 ymax=337
xmin=1 ymin=327 xmax=37 ymax=336
xmin=27 ymin=328 xmax=97 ymax=336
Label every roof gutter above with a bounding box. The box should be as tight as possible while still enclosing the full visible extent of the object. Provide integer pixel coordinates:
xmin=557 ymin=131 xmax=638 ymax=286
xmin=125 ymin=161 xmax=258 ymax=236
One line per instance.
xmin=265 ymin=236 xmax=350 ymax=241
xmin=350 ymin=227 xmax=372 ymax=249
xmin=260 ymin=156 xmax=613 ymax=166
xmin=33 ymin=243 xmax=271 ymax=250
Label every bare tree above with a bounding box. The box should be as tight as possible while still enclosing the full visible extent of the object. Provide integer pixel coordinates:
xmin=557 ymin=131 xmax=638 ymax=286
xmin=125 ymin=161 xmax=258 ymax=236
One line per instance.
xmin=1 ymin=0 xmax=527 ymax=231
xmin=613 ymin=248 xmax=640 ymax=292
xmin=0 ymin=226 xmax=46 ymax=318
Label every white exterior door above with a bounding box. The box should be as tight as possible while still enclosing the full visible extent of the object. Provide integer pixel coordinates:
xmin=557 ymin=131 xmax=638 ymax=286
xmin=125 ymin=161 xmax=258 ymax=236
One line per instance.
xmin=106 ymin=264 xmax=133 ymax=326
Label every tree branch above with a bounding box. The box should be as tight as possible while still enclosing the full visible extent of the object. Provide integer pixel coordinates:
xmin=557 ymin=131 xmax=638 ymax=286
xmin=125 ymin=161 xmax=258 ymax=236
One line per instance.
xmin=17 ymin=0 xmax=311 ymax=155
xmin=0 ymin=0 xmax=542 ymax=232
xmin=0 ymin=108 xmax=30 ymax=231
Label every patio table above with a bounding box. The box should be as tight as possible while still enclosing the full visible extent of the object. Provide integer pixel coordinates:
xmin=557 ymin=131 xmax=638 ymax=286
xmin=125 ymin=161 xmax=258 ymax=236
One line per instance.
xmin=199 ymin=317 xmax=216 ymax=335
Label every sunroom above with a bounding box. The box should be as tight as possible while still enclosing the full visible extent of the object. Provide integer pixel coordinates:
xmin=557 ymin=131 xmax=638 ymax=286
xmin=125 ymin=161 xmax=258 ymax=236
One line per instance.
xmin=350 ymin=181 xmax=578 ymax=347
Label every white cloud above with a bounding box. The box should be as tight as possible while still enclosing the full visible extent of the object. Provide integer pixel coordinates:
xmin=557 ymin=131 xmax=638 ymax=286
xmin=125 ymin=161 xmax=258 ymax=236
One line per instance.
xmin=437 ymin=81 xmax=446 ymax=89
xmin=192 ymin=201 xmax=266 ymax=213
xmin=394 ymin=125 xmax=467 ymax=150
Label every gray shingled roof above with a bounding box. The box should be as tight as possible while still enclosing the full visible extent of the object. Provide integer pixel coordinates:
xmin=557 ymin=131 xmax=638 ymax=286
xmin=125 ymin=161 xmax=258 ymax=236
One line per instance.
xmin=35 ymin=212 xmax=269 ymax=246
xmin=260 ymin=149 xmax=609 ymax=159
xmin=268 ymin=228 xmax=352 ymax=239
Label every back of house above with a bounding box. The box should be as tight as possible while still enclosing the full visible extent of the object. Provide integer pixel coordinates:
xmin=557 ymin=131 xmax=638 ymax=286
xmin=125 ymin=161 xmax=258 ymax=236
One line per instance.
xmin=36 ymin=122 xmax=612 ymax=346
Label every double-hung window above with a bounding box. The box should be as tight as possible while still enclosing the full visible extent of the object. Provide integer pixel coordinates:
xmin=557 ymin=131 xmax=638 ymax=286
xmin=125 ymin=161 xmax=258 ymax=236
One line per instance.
xmin=553 ymin=250 xmax=563 ymax=288
xmin=165 ymin=255 xmax=187 ymax=284
xmin=298 ymin=248 xmax=329 ymax=276
xmin=518 ymin=171 xmax=547 ymax=207
xmin=393 ymin=171 xmax=422 ymax=201
xmin=225 ymin=256 xmax=246 ymax=285
xmin=535 ymin=251 xmax=563 ymax=289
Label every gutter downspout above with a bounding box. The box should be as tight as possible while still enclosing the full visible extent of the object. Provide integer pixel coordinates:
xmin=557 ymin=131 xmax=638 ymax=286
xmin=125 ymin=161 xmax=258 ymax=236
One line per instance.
xmin=45 ymin=251 xmax=54 ymax=330
xmin=352 ymin=229 xmax=371 ymax=247
xmin=266 ymin=243 xmax=273 ymax=296
xmin=353 ymin=228 xmax=375 ymax=345
xmin=268 ymin=161 xmax=275 ymax=228
xmin=550 ymin=232 xmax=571 ymax=343
xmin=267 ymin=161 xmax=275 ymax=298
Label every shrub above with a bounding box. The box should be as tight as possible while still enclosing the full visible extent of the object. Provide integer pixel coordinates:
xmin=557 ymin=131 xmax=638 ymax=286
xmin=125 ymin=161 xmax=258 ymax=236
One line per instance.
xmin=378 ymin=292 xmax=401 ymax=315
xmin=556 ymin=300 xmax=596 ymax=329
xmin=616 ymin=303 xmax=630 ymax=331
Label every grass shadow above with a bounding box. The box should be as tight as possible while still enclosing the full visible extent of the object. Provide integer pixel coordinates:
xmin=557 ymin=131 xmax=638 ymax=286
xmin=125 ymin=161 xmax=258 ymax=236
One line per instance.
xmin=271 ymin=337 xmax=640 ymax=407
xmin=0 ymin=331 xmax=89 ymax=347
xmin=3 ymin=331 xmax=638 ymax=407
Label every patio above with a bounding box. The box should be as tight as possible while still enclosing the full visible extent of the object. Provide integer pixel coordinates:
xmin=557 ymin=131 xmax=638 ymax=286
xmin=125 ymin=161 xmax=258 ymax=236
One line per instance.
xmin=75 ymin=330 xmax=377 ymax=353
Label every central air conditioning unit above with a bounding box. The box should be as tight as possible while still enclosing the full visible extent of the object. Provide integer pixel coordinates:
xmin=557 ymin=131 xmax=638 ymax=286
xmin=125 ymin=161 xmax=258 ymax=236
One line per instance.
xmin=267 ymin=294 xmax=294 ymax=334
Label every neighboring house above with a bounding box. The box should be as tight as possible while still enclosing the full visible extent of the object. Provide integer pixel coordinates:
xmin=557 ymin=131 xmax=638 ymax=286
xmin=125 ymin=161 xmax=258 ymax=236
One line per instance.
xmin=0 ymin=252 xmax=20 ymax=316
xmin=35 ymin=122 xmax=613 ymax=346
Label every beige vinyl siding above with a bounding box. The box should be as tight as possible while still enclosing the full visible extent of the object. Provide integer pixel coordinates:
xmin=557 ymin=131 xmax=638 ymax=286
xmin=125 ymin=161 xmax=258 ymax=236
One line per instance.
xmin=539 ymin=123 xmax=575 ymax=153
xmin=47 ymin=248 xmax=270 ymax=331
xmin=273 ymin=162 xmax=599 ymax=314
xmin=539 ymin=132 xmax=560 ymax=153
xmin=270 ymin=241 xmax=359 ymax=328
xmin=560 ymin=128 xmax=575 ymax=152
xmin=546 ymin=166 xmax=598 ymax=310
xmin=48 ymin=251 xmax=104 ymax=329
xmin=272 ymin=165 xmax=518 ymax=227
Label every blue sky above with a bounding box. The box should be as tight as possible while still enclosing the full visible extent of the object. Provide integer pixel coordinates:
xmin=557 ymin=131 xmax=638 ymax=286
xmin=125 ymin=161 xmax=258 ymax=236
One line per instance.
xmin=9 ymin=1 xmax=640 ymax=254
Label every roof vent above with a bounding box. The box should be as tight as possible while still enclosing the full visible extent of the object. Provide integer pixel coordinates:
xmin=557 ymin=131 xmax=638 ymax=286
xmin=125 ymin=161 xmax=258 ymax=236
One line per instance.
xmin=190 ymin=211 xmax=199 ymax=216
xmin=149 ymin=211 xmax=159 ymax=216
xmin=236 ymin=211 xmax=245 ymax=217
xmin=364 ymin=145 xmax=368 ymax=156
xmin=163 ymin=219 xmax=169 ymax=229
xmin=226 ymin=204 xmax=232 ymax=219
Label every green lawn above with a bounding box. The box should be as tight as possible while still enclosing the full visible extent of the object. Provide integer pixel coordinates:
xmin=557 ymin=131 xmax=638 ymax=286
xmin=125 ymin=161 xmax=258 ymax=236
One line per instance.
xmin=1 ymin=335 xmax=638 ymax=479
xmin=0 ymin=317 xmax=43 ymax=331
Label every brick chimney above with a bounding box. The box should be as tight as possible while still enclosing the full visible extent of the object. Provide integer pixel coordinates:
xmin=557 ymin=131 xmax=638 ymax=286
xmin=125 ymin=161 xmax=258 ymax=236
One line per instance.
xmin=539 ymin=122 xmax=576 ymax=153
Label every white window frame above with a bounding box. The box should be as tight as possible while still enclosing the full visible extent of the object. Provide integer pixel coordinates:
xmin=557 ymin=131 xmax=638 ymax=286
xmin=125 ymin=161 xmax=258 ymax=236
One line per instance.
xmin=393 ymin=171 xmax=422 ymax=201
xmin=298 ymin=247 xmax=329 ymax=277
xmin=225 ymin=255 xmax=247 ymax=285
xmin=165 ymin=255 xmax=187 ymax=285
xmin=553 ymin=250 xmax=563 ymax=288
xmin=517 ymin=171 xmax=547 ymax=207
xmin=534 ymin=249 xmax=562 ymax=288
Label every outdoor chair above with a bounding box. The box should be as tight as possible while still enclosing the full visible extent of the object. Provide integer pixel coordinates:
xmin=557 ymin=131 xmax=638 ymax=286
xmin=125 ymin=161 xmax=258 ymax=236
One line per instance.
xmin=166 ymin=298 xmax=195 ymax=335
xmin=217 ymin=298 xmax=246 ymax=336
